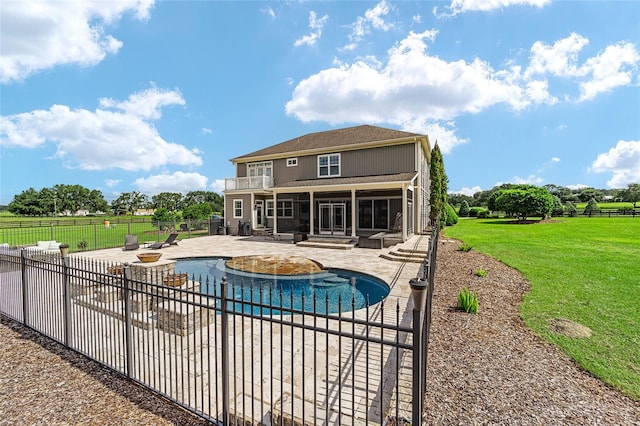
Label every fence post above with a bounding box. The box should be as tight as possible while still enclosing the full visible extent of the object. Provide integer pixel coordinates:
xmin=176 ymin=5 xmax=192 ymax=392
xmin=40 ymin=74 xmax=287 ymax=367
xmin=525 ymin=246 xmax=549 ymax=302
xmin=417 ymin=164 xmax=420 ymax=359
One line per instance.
xmin=20 ymin=249 xmax=29 ymax=325
xmin=61 ymin=250 xmax=72 ymax=346
xmin=220 ymin=276 xmax=230 ymax=425
xmin=410 ymin=278 xmax=428 ymax=426
xmin=123 ymin=263 xmax=134 ymax=378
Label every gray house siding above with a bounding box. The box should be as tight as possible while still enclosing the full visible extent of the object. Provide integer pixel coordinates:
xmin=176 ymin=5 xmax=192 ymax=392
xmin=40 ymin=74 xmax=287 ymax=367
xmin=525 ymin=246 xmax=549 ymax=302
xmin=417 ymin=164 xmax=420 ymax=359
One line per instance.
xmin=246 ymin=143 xmax=416 ymax=185
xmin=341 ymin=144 xmax=415 ymax=178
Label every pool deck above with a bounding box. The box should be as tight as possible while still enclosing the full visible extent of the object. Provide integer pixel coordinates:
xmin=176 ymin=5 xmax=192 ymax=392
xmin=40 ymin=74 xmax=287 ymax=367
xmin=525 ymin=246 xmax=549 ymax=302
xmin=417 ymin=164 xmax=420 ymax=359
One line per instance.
xmin=71 ymin=234 xmax=431 ymax=424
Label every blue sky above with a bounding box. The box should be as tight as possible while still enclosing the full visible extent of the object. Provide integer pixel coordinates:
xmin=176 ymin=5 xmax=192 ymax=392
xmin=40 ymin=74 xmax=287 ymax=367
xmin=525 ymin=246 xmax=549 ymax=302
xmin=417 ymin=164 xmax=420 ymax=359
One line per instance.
xmin=1 ymin=0 xmax=639 ymax=205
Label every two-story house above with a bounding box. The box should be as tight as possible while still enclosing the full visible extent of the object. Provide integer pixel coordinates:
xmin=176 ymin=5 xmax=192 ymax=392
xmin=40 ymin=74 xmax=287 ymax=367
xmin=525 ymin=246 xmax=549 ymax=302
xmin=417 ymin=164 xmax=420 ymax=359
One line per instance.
xmin=223 ymin=125 xmax=431 ymax=242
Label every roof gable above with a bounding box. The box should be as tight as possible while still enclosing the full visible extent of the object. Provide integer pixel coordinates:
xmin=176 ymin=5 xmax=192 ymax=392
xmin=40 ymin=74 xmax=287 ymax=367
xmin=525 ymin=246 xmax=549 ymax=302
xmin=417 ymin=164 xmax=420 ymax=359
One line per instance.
xmin=232 ymin=125 xmax=424 ymax=162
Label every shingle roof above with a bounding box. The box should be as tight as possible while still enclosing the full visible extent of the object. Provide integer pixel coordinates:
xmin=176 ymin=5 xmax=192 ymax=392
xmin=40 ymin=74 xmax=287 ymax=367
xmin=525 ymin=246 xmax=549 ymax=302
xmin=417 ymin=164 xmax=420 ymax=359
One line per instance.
xmin=232 ymin=125 xmax=423 ymax=161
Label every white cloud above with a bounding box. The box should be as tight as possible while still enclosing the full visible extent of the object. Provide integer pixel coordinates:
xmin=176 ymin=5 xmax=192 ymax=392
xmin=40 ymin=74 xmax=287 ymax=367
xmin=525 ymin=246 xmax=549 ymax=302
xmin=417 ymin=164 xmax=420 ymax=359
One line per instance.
xmin=210 ymin=179 xmax=225 ymax=194
xmin=0 ymin=86 xmax=202 ymax=171
xmin=286 ymin=29 xmax=554 ymax=146
xmin=294 ymin=11 xmax=329 ymax=47
xmin=566 ymin=183 xmax=589 ymax=190
xmin=99 ymin=84 xmax=185 ymax=119
xmin=263 ymin=7 xmax=275 ymax=19
xmin=525 ymin=33 xmax=589 ymax=79
xmin=525 ymin=33 xmax=640 ymax=101
xmin=537 ymin=156 xmax=561 ymax=173
xmin=578 ymin=42 xmax=640 ymax=101
xmin=443 ymin=0 xmax=550 ymax=16
xmin=510 ymin=175 xmax=544 ymax=185
xmin=201 ymin=127 xmax=213 ymax=135
xmin=105 ymin=179 xmax=120 ymax=188
xmin=402 ymin=120 xmax=468 ymax=154
xmin=590 ymin=140 xmax=640 ymax=188
xmin=347 ymin=1 xmax=394 ymax=48
xmin=0 ymin=0 xmax=154 ymax=83
xmin=452 ymin=186 xmax=482 ymax=196
xmin=134 ymin=171 xmax=209 ymax=194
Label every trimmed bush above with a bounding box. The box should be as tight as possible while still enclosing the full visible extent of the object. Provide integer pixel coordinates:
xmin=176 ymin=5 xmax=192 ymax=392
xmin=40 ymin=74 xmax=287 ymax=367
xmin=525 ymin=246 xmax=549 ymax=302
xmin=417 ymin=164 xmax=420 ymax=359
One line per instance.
xmin=468 ymin=207 xmax=488 ymax=218
xmin=458 ymin=201 xmax=470 ymax=217
xmin=445 ymin=202 xmax=459 ymax=226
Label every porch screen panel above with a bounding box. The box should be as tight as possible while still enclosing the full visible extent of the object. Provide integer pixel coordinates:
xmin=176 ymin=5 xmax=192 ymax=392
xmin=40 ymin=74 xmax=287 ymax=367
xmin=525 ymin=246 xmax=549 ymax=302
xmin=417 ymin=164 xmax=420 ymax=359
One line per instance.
xmin=373 ymin=200 xmax=389 ymax=229
xmin=358 ymin=200 xmax=373 ymax=228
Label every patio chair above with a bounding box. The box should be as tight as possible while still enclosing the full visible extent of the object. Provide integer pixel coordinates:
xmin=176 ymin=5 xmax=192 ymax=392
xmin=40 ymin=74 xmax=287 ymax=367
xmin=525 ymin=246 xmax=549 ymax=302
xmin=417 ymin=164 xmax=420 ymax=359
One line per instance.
xmin=148 ymin=233 xmax=179 ymax=249
xmin=124 ymin=234 xmax=139 ymax=251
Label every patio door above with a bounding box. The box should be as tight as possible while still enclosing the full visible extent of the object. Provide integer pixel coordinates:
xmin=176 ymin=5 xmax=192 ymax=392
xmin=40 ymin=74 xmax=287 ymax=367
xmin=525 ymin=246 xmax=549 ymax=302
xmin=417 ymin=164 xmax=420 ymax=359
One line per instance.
xmin=319 ymin=203 xmax=346 ymax=235
xmin=254 ymin=200 xmax=264 ymax=227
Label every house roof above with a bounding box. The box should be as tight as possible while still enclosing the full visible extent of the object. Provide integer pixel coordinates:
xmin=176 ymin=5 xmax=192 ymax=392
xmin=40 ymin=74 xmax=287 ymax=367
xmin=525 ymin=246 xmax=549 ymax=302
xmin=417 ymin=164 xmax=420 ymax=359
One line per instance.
xmin=232 ymin=125 xmax=425 ymax=162
xmin=275 ymin=172 xmax=418 ymax=190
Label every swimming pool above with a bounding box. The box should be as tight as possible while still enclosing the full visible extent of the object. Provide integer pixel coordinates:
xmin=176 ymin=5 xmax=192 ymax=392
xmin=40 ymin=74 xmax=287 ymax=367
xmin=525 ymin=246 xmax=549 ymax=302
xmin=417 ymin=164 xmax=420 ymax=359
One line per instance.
xmin=174 ymin=257 xmax=390 ymax=315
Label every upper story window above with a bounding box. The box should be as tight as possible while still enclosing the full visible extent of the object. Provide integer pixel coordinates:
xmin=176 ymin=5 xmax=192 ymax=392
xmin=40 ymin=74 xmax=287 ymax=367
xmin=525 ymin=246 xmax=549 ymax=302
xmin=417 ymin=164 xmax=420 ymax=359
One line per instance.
xmin=286 ymin=158 xmax=298 ymax=167
xmin=247 ymin=161 xmax=272 ymax=177
xmin=318 ymin=153 xmax=340 ymax=177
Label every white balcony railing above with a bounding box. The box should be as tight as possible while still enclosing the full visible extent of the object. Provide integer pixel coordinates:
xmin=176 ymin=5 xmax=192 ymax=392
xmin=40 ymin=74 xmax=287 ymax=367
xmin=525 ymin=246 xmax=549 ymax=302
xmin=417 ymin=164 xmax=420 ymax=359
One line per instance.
xmin=225 ymin=176 xmax=274 ymax=191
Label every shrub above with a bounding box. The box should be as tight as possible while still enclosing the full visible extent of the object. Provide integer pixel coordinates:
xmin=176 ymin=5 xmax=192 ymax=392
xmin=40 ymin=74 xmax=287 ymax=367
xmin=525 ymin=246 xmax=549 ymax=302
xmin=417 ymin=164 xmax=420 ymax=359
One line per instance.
xmin=583 ymin=197 xmax=599 ymax=216
xmin=457 ymin=243 xmax=473 ymax=252
xmin=565 ymin=201 xmax=577 ymax=217
xmin=468 ymin=207 xmax=487 ymax=218
xmin=477 ymin=210 xmax=489 ymax=218
xmin=445 ymin=202 xmax=459 ymax=226
xmin=458 ymin=201 xmax=470 ymax=217
xmin=77 ymin=240 xmax=88 ymax=251
xmin=475 ymin=269 xmax=488 ymax=278
xmin=457 ymin=287 xmax=478 ymax=314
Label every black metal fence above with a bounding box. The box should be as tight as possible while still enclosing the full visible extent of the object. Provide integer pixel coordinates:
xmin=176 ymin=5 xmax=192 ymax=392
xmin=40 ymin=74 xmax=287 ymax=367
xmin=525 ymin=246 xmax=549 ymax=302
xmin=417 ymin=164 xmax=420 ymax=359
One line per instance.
xmin=0 ymin=219 xmax=213 ymax=253
xmin=0 ymin=227 xmax=439 ymax=425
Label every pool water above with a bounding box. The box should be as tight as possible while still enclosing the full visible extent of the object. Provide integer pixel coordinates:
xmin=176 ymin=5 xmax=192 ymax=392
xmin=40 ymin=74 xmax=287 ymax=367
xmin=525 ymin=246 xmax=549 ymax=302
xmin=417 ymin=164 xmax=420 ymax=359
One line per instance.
xmin=174 ymin=257 xmax=390 ymax=315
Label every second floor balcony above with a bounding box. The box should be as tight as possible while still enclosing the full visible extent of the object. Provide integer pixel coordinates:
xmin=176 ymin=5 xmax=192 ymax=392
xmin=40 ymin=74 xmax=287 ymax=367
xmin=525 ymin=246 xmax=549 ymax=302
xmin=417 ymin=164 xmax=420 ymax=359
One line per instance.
xmin=225 ymin=176 xmax=274 ymax=191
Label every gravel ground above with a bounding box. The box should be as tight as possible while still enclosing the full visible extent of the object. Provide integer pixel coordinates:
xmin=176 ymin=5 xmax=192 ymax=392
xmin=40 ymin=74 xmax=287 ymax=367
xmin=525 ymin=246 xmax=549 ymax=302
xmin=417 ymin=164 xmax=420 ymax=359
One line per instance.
xmin=1 ymin=239 xmax=639 ymax=425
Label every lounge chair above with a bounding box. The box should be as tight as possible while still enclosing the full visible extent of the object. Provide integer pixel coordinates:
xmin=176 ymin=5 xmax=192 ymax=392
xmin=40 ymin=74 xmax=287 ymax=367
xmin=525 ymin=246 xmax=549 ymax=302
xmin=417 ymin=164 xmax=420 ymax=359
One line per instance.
xmin=124 ymin=234 xmax=139 ymax=251
xmin=148 ymin=233 xmax=179 ymax=249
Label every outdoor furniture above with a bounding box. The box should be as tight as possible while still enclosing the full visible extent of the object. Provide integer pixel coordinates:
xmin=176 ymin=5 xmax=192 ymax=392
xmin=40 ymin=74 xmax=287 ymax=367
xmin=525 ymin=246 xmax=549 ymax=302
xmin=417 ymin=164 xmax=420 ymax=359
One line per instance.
xmin=148 ymin=233 xmax=179 ymax=249
xmin=124 ymin=234 xmax=139 ymax=251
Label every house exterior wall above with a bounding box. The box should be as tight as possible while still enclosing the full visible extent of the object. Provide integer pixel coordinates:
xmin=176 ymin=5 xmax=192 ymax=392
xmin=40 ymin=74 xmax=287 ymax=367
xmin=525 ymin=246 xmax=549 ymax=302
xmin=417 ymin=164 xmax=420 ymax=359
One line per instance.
xmin=268 ymin=143 xmax=416 ymax=184
xmin=224 ymin=126 xmax=431 ymax=238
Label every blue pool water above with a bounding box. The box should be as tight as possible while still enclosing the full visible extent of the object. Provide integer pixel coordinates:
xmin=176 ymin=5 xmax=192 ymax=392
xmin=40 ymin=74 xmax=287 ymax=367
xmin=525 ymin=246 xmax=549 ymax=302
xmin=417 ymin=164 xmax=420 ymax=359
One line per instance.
xmin=174 ymin=257 xmax=390 ymax=315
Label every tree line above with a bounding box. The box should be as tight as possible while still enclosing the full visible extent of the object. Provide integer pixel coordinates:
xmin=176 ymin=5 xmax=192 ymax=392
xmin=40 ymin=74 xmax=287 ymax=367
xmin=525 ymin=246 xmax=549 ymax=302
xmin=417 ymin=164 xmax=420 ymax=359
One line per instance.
xmin=7 ymin=184 xmax=224 ymax=217
xmin=449 ymin=183 xmax=640 ymax=210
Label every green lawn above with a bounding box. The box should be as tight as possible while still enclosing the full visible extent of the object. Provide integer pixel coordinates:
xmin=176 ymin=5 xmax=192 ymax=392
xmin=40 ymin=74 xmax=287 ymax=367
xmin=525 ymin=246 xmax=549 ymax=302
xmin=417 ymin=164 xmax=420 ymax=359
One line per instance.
xmin=444 ymin=217 xmax=640 ymax=401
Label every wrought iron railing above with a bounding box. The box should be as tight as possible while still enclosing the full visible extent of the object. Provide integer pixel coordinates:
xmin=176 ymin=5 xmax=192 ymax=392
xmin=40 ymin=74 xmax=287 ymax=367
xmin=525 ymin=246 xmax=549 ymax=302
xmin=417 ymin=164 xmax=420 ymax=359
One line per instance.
xmin=0 ymin=226 xmax=439 ymax=424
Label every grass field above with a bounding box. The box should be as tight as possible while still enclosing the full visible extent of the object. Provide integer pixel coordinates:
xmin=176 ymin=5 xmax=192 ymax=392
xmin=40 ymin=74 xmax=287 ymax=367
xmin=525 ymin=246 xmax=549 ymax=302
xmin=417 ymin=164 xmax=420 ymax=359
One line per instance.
xmin=444 ymin=217 xmax=640 ymax=401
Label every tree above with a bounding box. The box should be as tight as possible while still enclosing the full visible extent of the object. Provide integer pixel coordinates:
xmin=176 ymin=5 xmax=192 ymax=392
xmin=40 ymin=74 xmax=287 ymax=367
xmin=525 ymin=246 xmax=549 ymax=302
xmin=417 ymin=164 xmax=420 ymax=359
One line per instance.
xmin=429 ymin=143 xmax=448 ymax=225
xmin=565 ymin=201 xmax=577 ymax=217
xmin=492 ymin=185 xmax=554 ymax=221
xmin=8 ymin=188 xmax=45 ymax=216
xmin=458 ymin=200 xmax=470 ymax=217
xmin=619 ymin=183 xmax=640 ymax=208
xmin=551 ymin=195 xmax=564 ymax=217
xmin=182 ymin=190 xmax=223 ymax=213
xmin=584 ymin=197 xmax=599 ymax=216
xmin=577 ymin=188 xmax=603 ymax=203
xmin=448 ymin=193 xmax=474 ymax=209
xmin=111 ymin=191 xmax=149 ymax=215
xmin=182 ymin=203 xmax=213 ymax=220
xmin=152 ymin=192 xmax=183 ymax=212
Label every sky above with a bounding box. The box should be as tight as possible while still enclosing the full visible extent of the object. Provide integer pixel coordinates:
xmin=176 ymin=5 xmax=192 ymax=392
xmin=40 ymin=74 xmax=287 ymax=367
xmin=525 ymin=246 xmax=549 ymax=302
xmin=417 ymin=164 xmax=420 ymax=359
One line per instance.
xmin=1 ymin=0 xmax=639 ymax=205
